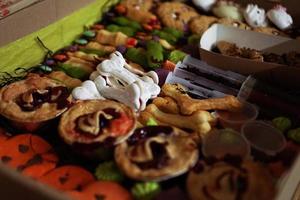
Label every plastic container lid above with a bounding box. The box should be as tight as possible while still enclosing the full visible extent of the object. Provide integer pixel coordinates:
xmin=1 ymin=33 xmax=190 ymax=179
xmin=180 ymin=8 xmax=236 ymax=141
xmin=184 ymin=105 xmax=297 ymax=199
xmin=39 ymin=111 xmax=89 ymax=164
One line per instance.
xmin=216 ymin=101 xmax=258 ymax=131
xmin=241 ymin=120 xmax=287 ymax=156
xmin=202 ymin=128 xmax=250 ymax=159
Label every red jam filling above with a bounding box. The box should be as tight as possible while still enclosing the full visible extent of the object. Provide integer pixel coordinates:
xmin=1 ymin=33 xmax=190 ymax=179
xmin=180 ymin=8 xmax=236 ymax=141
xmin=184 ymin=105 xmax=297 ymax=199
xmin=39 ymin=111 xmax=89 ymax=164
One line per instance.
xmin=75 ymin=108 xmax=133 ymax=139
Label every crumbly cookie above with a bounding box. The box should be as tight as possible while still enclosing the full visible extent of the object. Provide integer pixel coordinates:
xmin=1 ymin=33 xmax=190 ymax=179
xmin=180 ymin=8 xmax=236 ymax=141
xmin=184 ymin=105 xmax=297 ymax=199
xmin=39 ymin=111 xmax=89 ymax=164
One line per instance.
xmin=120 ymin=0 xmax=153 ymax=11
xmin=216 ymin=41 xmax=263 ymax=62
xmin=218 ymin=18 xmax=251 ymax=30
xmin=189 ymin=15 xmax=218 ymax=35
xmin=157 ymin=2 xmax=199 ymax=31
xmin=253 ymin=27 xmax=286 ymax=37
xmin=216 ymin=41 xmax=240 ymax=56
xmin=187 ymin=161 xmax=275 ymax=200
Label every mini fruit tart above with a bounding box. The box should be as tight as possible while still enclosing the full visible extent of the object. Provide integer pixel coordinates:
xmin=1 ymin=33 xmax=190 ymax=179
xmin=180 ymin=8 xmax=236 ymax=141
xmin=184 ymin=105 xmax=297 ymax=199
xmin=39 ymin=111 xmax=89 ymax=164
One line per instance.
xmin=115 ymin=125 xmax=199 ymax=181
xmin=0 ymin=73 xmax=72 ymax=131
xmin=59 ymin=100 xmax=136 ymax=159
xmin=187 ymin=161 xmax=275 ymax=200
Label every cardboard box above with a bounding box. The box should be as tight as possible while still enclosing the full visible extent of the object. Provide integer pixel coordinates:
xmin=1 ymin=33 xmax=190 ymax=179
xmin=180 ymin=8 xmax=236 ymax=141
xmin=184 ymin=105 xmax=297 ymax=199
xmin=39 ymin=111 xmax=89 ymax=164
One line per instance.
xmin=0 ymin=0 xmax=41 ymax=20
xmin=0 ymin=0 xmax=98 ymax=47
xmin=0 ymin=0 xmax=115 ymax=74
xmin=199 ymin=24 xmax=300 ymax=74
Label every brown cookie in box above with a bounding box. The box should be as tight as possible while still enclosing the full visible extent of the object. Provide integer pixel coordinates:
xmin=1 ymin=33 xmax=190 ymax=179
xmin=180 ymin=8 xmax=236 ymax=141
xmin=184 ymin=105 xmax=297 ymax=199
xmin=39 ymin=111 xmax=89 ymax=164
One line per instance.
xmin=189 ymin=15 xmax=218 ymax=35
xmin=216 ymin=41 xmax=264 ymax=62
xmin=157 ymin=2 xmax=199 ymax=32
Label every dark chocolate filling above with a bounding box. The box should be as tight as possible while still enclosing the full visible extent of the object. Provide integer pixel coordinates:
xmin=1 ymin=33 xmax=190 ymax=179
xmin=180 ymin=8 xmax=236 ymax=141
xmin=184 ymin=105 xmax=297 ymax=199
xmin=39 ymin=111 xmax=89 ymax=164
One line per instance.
xmin=202 ymin=186 xmax=216 ymax=200
xmin=202 ymin=169 xmax=248 ymax=200
xmin=127 ymin=126 xmax=173 ymax=146
xmin=127 ymin=126 xmax=174 ymax=170
xmin=134 ymin=141 xmax=170 ymax=170
xmin=17 ymin=86 xmax=70 ymax=112
xmin=192 ymin=161 xmax=205 ymax=174
xmin=215 ymin=170 xmax=234 ymax=190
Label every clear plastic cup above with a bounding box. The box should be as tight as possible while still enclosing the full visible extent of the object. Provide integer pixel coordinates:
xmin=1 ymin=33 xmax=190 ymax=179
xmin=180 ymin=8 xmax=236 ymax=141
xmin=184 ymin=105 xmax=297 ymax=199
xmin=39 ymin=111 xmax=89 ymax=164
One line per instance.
xmin=215 ymin=101 xmax=258 ymax=131
xmin=242 ymin=120 xmax=287 ymax=157
xmin=202 ymin=129 xmax=250 ymax=159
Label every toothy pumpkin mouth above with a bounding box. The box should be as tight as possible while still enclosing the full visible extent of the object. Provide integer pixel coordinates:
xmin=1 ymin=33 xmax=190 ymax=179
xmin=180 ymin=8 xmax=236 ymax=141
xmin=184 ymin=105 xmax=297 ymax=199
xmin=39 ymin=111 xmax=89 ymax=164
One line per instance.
xmin=58 ymin=100 xmax=136 ymax=146
xmin=16 ymin=86 xmax=70 ymax=112
xmin=115 ymin=126 xmax=199 ymax=181
xmin=75 ymin=108 xmax=120 ymax=137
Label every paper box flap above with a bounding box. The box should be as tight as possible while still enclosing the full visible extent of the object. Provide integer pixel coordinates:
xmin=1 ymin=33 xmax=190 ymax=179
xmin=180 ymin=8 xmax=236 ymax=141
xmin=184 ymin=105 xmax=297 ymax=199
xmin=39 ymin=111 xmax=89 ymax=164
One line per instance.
xmin=199 ymin=24 xmax=300 ymax=74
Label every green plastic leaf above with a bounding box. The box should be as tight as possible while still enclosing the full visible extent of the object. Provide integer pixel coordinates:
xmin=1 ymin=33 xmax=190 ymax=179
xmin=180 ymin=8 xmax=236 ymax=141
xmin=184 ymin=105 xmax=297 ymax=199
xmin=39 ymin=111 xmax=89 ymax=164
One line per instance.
xmin=125 ymin=48 xmax=148 ymax=67
xmin=146 ymin=41 xmax=164 ymax=69
xmin=106 ymin=24 xmax=136 ymax=37
xmin=272 ymin=117 xmax=292 ymax=132
xmin=168 ymin=50 xmax=187 ymax=64
xmin=113 ymin=16 xmax=142 ymax=31
xmin=287 ymin=128 xmax=300 ymax=143
xmin=58 ymin=63 xmax=90 ymax=80
xmin=131 ymin=182 xmax=161 ymax=200
xmin=95 ymin=161 xmax=124 ymax=182
xmin=152 ymin=30 xmax=177 ymax=45
xmin=162 ymin=27 xmax=183 ymax=39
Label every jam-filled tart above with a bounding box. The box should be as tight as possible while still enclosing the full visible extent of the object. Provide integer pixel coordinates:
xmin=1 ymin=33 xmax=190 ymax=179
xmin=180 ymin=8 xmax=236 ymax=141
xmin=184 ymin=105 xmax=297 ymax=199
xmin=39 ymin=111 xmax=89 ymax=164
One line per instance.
xmin=115 ymin=125 xmax=199 ymax=181
xmin=59 ymin=100 xmax=136 ymax=151
xmin=0 ymin=74 xmax=72 ymax=130
xmin=187 ymin=161 xmax=275 ymax=200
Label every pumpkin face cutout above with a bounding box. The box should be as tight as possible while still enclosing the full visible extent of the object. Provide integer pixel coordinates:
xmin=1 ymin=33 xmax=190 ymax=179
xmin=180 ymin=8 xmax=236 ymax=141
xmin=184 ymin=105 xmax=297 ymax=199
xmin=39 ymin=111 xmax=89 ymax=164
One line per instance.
xmin=0 ymin=134 xmax=58 ymax=178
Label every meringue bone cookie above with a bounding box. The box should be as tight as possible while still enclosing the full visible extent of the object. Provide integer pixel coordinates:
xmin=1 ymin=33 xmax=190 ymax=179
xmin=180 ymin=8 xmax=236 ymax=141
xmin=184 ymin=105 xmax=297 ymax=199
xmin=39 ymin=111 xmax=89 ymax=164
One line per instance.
xmin=72 ymin=80 xmax=105 ymax=100
xmin=94 ymin=76 xmax=141 ymax=111
xmin=244 ymin=4 xmax=268 ymax=28
xmin=192 ymin=0 xmax=216 ymax=12
xmin=267 ymin=5 xmax=293 ymax=30
xmin=212 ymin=0 xmax=244 ymax=21
xmin=72 ymin=51 xmax=160 ymax=111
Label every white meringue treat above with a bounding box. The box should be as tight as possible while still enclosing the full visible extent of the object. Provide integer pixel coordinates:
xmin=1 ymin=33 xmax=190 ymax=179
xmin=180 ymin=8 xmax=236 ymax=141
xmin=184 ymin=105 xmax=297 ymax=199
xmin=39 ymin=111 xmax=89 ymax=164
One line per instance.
xmin=267 ymin=5 xmax=293 ymax=30
xmin=212 ymin=1 xmax=244 ymax=21
xmin=243 ymin=4 xmax=268 ymax=28
xmin=72 ymin=51 xmax=160 ymax=111
xmin=192 ymin=0 xmax=216 ymax=12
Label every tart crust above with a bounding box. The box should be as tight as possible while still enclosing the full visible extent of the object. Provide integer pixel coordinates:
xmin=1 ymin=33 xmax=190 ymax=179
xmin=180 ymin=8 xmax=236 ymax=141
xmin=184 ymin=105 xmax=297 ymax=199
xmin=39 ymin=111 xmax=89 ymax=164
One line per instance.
xmin=0 ymin=74 xmax=71 ymax=123
xmin=187 ymin=161 xmax=275 ymax=200
xmin=115 ymin=127 xmax=198 ymax=181
xmin=59 ymin=100 xmax=136 ymax=145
